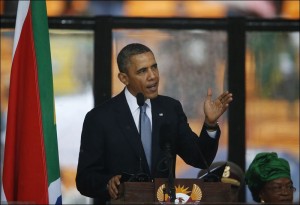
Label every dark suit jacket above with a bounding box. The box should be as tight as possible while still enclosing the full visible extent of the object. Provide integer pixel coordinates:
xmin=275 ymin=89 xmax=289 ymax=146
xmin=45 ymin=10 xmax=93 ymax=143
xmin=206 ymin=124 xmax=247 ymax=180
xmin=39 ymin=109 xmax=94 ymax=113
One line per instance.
xmin=76 ymin=89 xmax=220 ymax=203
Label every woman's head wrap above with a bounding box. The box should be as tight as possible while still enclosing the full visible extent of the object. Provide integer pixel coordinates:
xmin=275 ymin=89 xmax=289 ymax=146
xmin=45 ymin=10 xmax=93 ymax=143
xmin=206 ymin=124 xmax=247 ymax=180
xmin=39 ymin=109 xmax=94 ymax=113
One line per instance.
xmin=245 ymin=152 xmax=291 ymax=202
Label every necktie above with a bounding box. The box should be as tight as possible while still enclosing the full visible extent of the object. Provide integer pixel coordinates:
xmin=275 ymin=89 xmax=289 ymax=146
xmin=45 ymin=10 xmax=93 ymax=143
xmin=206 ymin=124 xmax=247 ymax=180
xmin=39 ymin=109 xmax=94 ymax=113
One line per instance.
xmin=141 ymin=104 xmax=152 ymax=169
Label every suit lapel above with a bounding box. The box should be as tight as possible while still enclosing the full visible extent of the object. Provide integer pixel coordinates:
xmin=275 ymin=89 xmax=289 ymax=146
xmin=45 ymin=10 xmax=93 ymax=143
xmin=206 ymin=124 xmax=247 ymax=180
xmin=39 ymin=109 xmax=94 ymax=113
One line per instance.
xmin=115 ymin=91 xmax=150 ymax=174
xmin=115 ymin=92 xmax=141 ymax=157
xmin=115 ymin=92 xmax=168 ymax=176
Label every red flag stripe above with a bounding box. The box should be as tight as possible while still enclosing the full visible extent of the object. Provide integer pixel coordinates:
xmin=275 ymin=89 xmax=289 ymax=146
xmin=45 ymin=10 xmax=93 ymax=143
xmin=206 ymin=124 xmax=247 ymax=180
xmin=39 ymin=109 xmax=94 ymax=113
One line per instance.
xmin=2 ymin=4 xmax=49 ymax=203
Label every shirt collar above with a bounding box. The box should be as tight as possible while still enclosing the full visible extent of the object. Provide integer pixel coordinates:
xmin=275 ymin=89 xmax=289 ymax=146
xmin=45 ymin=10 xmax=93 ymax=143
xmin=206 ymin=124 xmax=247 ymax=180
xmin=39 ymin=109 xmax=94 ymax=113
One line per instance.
xmin=125 ymin=88 xmax=151 ymax=113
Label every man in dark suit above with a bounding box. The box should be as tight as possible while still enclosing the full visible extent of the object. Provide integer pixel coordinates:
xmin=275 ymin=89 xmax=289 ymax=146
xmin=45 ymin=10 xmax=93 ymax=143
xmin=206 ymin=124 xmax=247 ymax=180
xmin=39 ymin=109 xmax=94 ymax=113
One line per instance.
xmin=76 ymin=43 xmax=233 ymax=203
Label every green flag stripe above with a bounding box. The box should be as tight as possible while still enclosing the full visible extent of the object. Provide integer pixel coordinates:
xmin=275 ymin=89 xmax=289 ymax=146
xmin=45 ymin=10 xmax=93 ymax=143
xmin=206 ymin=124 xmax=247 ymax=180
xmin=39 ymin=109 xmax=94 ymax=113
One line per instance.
xmin=31 ymin=1 xmax=60 ymax=184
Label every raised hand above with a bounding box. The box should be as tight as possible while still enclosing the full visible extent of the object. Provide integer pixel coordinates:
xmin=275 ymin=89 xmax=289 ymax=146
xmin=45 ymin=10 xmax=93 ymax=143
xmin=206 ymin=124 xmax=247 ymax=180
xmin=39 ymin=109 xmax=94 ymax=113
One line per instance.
xmin=204 ymin=88 xmax=233 ymax=125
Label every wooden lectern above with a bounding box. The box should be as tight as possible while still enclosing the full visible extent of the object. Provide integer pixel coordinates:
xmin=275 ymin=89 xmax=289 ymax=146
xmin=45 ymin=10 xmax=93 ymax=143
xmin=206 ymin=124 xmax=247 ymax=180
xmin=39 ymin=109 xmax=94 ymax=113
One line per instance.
xmin=111 ymin=178 xmax=232 ymax=204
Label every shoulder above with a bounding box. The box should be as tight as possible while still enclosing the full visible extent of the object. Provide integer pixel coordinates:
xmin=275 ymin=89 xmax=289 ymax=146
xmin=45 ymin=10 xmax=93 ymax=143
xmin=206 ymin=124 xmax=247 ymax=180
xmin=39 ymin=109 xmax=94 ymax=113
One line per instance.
xmin=153 ymin=95 xmax=181 ymax=106
xmin=85 ymin=92 xmax=124 ymax=118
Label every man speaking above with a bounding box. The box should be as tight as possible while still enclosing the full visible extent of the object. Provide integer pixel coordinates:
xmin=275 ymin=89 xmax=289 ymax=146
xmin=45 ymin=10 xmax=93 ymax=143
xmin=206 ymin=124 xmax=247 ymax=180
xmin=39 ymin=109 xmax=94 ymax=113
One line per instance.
xmin=76 ymin=43 xmax=233 ymax=204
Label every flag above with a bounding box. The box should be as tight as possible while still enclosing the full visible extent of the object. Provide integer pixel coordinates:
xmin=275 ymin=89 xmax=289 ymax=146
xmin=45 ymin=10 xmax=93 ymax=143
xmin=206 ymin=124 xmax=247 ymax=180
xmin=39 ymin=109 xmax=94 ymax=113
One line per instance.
xmin=1 ymin=0 xmax=62 ymax=204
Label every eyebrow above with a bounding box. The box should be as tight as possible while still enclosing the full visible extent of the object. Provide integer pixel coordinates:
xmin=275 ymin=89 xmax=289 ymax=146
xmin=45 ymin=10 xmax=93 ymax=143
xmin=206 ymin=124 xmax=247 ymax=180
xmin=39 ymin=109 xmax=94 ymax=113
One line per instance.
xmin=151 ymin=63 xmax=157 ymax=68
xmin=137 ymin=63 xmax=157 ymax=73
xmin=136 ymin=67 xmax=147 ymax=73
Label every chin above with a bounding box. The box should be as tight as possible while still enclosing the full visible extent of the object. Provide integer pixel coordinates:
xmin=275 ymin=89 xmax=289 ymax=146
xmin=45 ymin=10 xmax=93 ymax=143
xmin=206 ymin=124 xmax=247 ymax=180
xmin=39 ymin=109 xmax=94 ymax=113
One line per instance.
xmin=147 ymin=93 xmax=158 ymax=99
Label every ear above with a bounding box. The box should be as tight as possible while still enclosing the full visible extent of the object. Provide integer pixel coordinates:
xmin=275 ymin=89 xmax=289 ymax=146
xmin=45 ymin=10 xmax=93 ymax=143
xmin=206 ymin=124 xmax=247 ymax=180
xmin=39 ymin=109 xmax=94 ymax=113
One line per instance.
xmin=118 ymin=72 xmax=128 ymax=85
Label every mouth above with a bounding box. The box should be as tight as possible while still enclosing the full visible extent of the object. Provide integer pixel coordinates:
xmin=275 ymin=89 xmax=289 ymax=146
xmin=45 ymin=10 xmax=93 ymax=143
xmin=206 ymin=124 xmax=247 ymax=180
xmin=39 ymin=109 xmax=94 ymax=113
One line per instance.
xmin=146 ymin=82 xmax=158 ymax=92
xmin=279 ymin=198 xmax=293 ymax=203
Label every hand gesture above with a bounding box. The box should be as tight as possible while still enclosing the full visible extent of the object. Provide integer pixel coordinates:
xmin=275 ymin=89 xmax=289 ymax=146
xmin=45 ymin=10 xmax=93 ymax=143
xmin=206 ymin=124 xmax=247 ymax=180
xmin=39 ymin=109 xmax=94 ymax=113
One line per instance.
xmin=204 ymin=88 xmax=233 ymax=125
xmin=107 ymin=175 xmax=121 ymax=199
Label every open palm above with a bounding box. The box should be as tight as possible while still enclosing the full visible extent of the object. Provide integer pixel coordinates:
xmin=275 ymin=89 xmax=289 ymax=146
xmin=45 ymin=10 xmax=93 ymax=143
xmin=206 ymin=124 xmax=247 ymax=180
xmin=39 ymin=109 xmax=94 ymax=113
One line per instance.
xmin=204 ymin=88 xmax=233 ymax=125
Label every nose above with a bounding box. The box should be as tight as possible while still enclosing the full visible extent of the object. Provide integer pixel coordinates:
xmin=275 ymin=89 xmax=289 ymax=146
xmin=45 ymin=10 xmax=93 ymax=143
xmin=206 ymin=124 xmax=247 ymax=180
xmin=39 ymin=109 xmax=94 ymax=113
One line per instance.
xmin=147 ymin=69 xmax=156 ymax=79
xmin=281 ymin=189 xmax=289 ymax=194
xmin=281 ymin=187 xmax=292 ymax=195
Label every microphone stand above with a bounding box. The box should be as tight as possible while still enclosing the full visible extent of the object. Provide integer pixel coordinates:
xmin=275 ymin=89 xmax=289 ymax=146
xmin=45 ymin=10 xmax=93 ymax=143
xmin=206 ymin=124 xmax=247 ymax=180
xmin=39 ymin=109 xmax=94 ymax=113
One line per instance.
xmin=166 ymin=144 xmax=176 ymax=202
xmin=191 ymin=134 xmax=220 ymax=182
xmin=138 ymin=105 xmax=143 ymax=173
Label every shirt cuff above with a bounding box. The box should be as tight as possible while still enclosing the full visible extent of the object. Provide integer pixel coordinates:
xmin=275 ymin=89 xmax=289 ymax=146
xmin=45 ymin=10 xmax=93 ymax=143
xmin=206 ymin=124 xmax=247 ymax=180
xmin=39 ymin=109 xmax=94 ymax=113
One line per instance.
xmin=206 ymin=130 xmax=217 ymax=139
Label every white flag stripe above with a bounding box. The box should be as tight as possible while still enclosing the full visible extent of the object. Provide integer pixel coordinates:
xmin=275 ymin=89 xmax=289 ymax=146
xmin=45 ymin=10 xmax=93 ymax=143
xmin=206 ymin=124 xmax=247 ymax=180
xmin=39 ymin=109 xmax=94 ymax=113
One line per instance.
xmin=12 ymin=0 xmax=30 ymax=57
xmin=1 ymin=183 xmax=7 ymax=203
xmin=48 ymin=178 xmax=62 ymax=204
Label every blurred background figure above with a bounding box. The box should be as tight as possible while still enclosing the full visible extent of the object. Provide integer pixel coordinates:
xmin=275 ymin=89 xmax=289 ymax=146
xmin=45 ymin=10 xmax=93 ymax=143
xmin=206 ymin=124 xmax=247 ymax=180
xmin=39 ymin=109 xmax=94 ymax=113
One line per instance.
xmin=245 ymin=152 xmax=296 ymax=204
xmin=1 ymin=0 xmax=299 ymax=19
xmin=86 ymin=0 xmax=124 ymax=16
xmin=198 ymin=161 xmax=245 ymax=202
xmin=219 ymin=0 xmax=299 ymax=19
xmin=46 ymin=1 xmax=89 ymax=16
xmin=220 ymin=0 xmax=281 ymax=18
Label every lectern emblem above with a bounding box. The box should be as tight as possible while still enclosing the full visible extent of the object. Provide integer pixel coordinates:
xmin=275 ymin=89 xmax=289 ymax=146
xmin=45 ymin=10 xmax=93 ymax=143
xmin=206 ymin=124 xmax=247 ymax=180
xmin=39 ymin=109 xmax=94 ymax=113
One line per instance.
xmin=156 ymin=184 xmax=202 ymax=204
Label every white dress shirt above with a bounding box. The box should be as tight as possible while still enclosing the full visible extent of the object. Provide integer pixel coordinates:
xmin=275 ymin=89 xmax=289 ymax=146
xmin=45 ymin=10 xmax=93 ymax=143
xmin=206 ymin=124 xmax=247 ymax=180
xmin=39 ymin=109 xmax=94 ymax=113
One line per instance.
xmin=125 ymin=88 xmax=152 ymax=133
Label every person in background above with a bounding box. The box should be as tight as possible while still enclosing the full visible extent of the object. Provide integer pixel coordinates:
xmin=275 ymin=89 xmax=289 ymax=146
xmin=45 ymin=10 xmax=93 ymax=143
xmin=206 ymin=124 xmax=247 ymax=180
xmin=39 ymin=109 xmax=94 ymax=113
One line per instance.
xmin=86 ymin=0 xmax=124 ymax=16
xmin=76 ymin=43 xmax=233 ymax=204
xmin=220 ymin=0 xmax=282 ymax=18
xmin=198 ymin=161 xmax=245 ymax=202
xmin=245 ymin=152 xmax=296 ymax=204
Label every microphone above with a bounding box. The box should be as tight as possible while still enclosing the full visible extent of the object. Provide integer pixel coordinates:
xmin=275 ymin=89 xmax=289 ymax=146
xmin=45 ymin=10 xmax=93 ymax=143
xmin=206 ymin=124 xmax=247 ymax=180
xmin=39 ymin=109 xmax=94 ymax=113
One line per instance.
xmin=136 ymin=92 xmax=144 ymax=140
xmin=124 ymin=92 xmax=150 ymax=182
xmin=136 ymin=92 xmax=145 ymax=107
xmin=158 ymin=123 xmax=176 ymax=202
xmin=198 ymin=162 xmax=226 ymax=182
xmin=191 ymin=131 xmax=220 ymax=182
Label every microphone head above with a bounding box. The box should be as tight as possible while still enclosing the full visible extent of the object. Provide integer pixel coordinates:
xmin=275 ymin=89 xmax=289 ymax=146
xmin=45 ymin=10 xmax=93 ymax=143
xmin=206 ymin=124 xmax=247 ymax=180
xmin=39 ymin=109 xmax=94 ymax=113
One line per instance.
xmin=136 ymin=92 xmax=145 ymax=107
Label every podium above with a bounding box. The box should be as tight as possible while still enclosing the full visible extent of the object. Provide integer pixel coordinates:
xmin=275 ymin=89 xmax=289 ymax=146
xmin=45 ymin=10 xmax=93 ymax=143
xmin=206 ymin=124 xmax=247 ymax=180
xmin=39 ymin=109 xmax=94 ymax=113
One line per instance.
xmin=111 ymin=178 xmax=232 ymax=204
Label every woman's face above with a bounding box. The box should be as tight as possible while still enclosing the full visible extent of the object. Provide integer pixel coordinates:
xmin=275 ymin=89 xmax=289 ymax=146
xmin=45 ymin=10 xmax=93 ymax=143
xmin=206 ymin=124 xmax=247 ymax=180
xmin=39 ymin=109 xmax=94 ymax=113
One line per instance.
xmin=259 ymin=178 xmax=294 ymax=204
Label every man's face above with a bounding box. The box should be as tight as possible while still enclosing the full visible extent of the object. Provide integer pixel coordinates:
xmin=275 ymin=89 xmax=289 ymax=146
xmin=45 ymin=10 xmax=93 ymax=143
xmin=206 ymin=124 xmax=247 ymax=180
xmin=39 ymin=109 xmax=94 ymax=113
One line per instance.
xmin=119 ymin=51 xmax=159 ymax=99
xmin=259 ymin=178 xmax=294 ymax=204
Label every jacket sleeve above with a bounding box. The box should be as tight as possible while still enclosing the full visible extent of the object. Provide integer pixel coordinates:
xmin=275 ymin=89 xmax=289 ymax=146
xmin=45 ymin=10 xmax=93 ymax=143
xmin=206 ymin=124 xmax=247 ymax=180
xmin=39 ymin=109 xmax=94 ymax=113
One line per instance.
xmin=174 ymin=100 xmax=220 ymax=169
xmin=75 ymin=110 xmax=112 ymax=199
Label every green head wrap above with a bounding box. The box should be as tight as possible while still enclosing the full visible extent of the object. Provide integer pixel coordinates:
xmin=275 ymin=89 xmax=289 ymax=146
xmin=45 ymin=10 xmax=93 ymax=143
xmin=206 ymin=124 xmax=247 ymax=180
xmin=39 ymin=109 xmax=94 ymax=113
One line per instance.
xmin=245 ymin=152 xmax=291 ymax=193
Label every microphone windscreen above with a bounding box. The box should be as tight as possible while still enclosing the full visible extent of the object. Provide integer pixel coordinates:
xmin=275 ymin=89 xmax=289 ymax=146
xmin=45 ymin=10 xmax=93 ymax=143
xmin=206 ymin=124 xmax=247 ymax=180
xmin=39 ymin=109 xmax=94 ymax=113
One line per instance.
xmin=136 ymin=93 xmax=145 ymax=107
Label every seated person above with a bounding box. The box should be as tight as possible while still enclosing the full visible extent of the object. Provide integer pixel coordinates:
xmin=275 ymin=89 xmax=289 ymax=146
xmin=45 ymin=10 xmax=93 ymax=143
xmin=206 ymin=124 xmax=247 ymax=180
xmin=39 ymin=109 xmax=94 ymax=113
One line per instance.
xmin=245 ymin=152 xmax=296 ymax=204
xmin=197 ymin=161 xmax=244 ymax=202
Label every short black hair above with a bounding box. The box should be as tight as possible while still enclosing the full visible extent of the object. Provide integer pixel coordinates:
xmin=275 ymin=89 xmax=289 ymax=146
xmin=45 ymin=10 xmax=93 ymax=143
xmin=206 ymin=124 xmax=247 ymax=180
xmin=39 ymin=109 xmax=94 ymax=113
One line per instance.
xmin=117 ymin=43 xmax=152 ymax=73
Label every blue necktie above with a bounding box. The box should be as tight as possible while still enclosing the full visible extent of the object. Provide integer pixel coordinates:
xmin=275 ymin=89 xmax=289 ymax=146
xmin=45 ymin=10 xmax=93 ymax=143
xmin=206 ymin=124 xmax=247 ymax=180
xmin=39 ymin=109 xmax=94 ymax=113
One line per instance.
xmin=141 ymin=104 xmax=152 ymax=169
